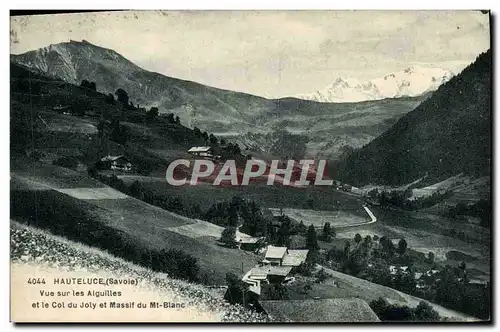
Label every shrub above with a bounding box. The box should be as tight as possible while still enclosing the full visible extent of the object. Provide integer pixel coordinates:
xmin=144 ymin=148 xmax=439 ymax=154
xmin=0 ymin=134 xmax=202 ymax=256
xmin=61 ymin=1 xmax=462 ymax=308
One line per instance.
xmin=105 ymin=93 xmax=115 ymax=105
xmin=87 ymin=165 xmax=98 ymax=178
xmin=369 ymin=297 xmax=441 ymax=322
xmin=315 ymin=268 xmax=329 ymax=283
xmin=115 ymin=88 xmax=129 ymax=105
xmin=225 ymin=272 xmax=247 ymax=304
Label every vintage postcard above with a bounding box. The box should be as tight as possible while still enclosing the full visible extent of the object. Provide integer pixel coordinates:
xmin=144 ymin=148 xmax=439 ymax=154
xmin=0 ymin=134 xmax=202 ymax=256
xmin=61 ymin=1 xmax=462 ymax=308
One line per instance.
xmin=10 ymin=10 xmax=491 ymax=323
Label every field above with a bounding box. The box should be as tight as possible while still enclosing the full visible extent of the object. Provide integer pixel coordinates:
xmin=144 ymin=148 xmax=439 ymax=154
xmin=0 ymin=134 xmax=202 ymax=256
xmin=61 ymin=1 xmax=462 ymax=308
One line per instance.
xmin=37 ymin=111 xmax=99 ymax=134
xmin=127 ymin=179 xmax=367 ymax=215
xmin=56 ymin=187 xmax=129 ymax=200
xmin=168 ymin=219 xmax=253 ymax=240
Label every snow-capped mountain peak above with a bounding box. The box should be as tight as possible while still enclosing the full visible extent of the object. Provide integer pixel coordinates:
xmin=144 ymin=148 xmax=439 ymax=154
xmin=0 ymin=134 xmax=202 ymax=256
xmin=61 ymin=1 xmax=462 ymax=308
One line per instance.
xmin=296 ymin=66 xmax=455 ymax=103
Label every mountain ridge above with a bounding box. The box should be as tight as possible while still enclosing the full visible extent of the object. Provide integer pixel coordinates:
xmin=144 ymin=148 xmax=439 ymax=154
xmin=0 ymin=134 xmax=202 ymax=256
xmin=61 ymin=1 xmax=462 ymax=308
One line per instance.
xmin=296 ymin=66 xmax=454 ymax=103
xmin=11 ymin=39 xmax=428 ymax=159
xmin=335 ymin=50 xmax=491 ymax=186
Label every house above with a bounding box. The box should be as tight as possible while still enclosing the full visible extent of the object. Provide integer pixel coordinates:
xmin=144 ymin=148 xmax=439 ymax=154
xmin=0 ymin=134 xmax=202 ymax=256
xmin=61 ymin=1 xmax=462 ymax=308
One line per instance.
xmin=341 ymin=184 xmax=352 ymax=192
xmin=267 ymin=209 xmax=289 ymax=229
xmin=258 ymin=298 xmax=380 ymax=322
xmin=416 ymin=280 xmax=426 ymax=290
xmin=242 ymin=265 xmax=293 ymax=295
xmin=99 ymin=155 xmax=133 ymax=172
xmin=250 ymin=265 xmax=293 ymax=284
xmin=52 ymin=105 xmax=73 ymax=114
xmin=262 ymin=246 xmax=309 ymax=267
xmin=425 ymin=269 xmax=440 ymax=277
xmin=187 ymin=146 xmax=219 ymax=159
xmin=389 ymin=265 xmax=409 ymax=275
xmin=268 ymin=209 xmax=285 ymax=219
xmin=262 ymin=209 xmax=286 ymax=230
xmin=265 ymin=246 xmax=288 ymax=266
xmin=241 ymin=269 xmax=263 ymax=295
xmin=282 ymin=250 xmax=309 ymax=267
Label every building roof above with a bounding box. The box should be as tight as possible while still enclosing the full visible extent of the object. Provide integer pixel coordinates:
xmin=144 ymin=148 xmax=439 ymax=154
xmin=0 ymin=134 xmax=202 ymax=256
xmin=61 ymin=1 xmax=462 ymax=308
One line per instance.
xmin=268 ymin=208 xmax=285 ymax=217
xmin=282 ymin=249 xmax=309 ymax=267
xmin=53 ymin=105 xmax=72 ymax=110
xmin=249 ymin=265 xmax=293 ymax=278
xmin=265 ymin=246 xmax=288 ymax=260
xmin=188 ymin=146 xmax=212 ymax=153
xmin=239 ymin=237 xmax=264 ymax=244
xmin=259 ymin=298 xmax=380 ymax=322
xmin=100 ymin=155 xmax=127 ymax=162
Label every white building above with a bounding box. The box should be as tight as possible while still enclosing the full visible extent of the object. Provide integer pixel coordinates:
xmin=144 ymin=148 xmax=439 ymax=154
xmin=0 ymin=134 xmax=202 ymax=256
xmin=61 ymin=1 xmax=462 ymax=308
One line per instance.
xmin=187 ymin=146 xmax=214 ymax=158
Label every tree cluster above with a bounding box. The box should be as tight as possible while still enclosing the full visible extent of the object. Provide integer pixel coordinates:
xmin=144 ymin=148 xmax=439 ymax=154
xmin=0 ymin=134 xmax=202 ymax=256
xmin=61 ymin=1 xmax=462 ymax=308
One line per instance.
xmin=370 ymin=298 xmax=440 ymax=322
xmin=446 ymin=199 xmax=491 ymax=227
xmin=80 ymin=79 xmax=96 ymax=91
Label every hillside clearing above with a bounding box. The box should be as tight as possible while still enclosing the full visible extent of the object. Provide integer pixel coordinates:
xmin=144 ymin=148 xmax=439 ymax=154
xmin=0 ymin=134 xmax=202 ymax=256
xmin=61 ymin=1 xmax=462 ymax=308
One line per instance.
xmin=57 ymin=187 xmax=129 ymax=200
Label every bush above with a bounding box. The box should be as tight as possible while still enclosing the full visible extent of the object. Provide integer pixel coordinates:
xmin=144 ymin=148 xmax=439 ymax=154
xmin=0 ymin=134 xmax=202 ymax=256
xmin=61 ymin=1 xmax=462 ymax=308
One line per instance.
xmin=413 ymin=301 xmax=440 ymax=321
xmin=262 ymin=283 xmax=289 ymax=300
xmin=87 ymin=165 xmax=98 ymax=178
xmin=115 ymin=88 xmax=129 ymax=105
xmin=369 ymin=297 xmax=441 ymax=322
xmin=147 ymin=107 xmax=159 ymax=122
xmin=105 ymin=93 xmax=115 ymax=105
xmin=147 ymin=248 xmax=199 ymax=282
xmin=220 ymin=226 xmax=238 ymax=248
xmin=225 ymin=272 xmax=247 ymax=304
xmin=315 ymin=268 xmax=329 ymax=283
xmin=53 ymin=156 xmax=79 ymax=170
xmin=296 ymin=261 xmax=313 ymax=277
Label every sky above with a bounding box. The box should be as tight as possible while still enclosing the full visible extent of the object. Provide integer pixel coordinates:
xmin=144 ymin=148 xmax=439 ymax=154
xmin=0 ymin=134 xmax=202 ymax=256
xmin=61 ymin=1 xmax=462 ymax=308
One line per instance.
xmin=10 ymin=10 xmax=490 ymax=98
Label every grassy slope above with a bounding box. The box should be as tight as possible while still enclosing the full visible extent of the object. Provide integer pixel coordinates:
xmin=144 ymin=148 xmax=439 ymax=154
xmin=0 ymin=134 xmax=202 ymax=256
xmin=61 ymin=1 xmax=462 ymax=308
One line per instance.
xmin=10 ymin=221 xmax=270 ymax=322
xmin=10 ymin=163 xmax=261 ymax=285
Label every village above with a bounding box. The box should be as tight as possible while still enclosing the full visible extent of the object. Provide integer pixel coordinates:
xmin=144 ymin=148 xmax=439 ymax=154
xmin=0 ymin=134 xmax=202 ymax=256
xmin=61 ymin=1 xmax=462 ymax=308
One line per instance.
xmin=211 ymin=216 xmax=475 ymax=321
xmin=87 ymin=145 xmax=488 ymax=322
xmin=88 ymin=146 xmax=485 ymax=321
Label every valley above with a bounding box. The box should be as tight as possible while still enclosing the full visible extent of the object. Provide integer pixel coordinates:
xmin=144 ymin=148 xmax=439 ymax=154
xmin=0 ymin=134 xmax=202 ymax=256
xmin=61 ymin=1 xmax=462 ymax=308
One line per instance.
xmin=9 ymin=41 xmax=491 ymax=322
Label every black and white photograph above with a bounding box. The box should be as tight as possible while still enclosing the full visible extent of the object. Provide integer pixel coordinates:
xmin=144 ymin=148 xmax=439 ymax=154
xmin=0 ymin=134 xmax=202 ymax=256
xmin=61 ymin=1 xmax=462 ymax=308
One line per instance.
xmin=9 ymin=10 xmax=491 ymax=323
